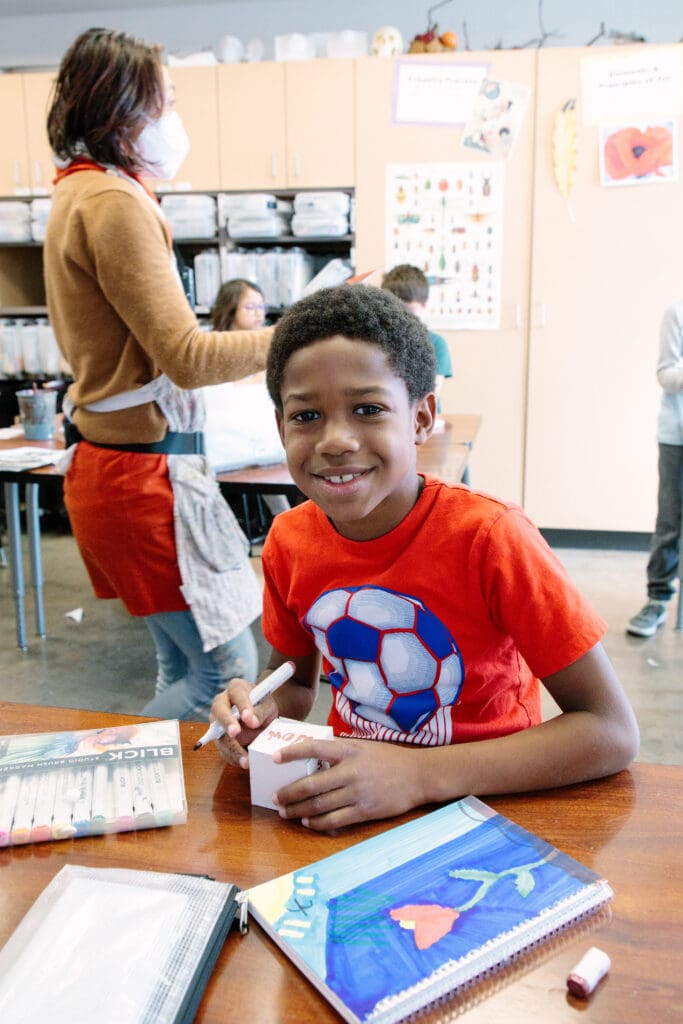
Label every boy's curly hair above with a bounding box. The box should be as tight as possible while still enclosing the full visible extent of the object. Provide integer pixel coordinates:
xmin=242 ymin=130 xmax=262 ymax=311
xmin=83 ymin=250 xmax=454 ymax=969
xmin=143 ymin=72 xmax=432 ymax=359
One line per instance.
xmin=381 ymin=264 xmax=430 ymax=305
xmin=266 ymin=284 xmax=436 ymax=410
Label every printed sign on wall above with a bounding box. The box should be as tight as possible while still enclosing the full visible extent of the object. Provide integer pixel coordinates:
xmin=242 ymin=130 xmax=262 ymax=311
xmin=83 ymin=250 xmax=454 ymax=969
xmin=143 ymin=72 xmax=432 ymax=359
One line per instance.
xmin=385 ymin=162 xmax=504 ymax=330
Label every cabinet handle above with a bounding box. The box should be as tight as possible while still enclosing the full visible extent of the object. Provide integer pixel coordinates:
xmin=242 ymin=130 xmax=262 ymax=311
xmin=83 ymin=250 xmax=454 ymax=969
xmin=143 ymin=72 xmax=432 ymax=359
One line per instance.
xmin=271 ymin=153 xmax=277 ymax=178
xmin=539 ymin=303 xmax=547 ymax=328
xmin=293 ymin=153 xmax=301 ymax=178
xmin=13 ymin=159 xmax=22 ymax=187
xmin=34 ymin=161 xmax=42 ymax=186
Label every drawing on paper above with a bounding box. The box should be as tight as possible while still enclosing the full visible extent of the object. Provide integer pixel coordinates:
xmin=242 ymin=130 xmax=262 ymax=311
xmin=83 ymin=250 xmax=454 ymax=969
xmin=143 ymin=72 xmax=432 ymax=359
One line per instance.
xmin=462 ymin=78 xmax=531 ymax=160
xmin=599 ymin=122 xmax=677 ymax=186
xmin=249 ymin=799 xmax=603 ymax=1022
xmin=385 ymin=162 xmax=504 ymax=331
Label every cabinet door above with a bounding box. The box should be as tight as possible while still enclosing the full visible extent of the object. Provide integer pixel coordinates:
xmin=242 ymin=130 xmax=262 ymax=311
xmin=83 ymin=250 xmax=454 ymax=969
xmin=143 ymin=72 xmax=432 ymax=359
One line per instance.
xmin=285 ymin=59 xmax=355 ymax=187
xmin=161 ymin=66 xmax=221 ymax=191
xmin=23 ymin=71 xmax=57 ymax=194
xmin=0 ymin=75 xmax=31 ymax=195
xmin=355 ymin=53 xmax=536 ymax=505
xmin=525 ymin=45 xmax=683 ymax=531
xmin=217 ymin=62 xmax=287 ymax=190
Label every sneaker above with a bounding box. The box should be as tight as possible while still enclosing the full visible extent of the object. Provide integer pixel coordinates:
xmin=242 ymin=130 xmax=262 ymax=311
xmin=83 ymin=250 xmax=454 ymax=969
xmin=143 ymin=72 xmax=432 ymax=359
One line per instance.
xmin=626 ymin=600 xmax=667 ymax=637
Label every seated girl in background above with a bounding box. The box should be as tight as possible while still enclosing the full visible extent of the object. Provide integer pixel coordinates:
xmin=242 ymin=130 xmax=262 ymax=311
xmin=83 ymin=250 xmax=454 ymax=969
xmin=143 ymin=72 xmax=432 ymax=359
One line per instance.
xmin=210 ymin=280 xmax=290 ymax=518
xmin=211 ymin=278 xmax=268 ymax=332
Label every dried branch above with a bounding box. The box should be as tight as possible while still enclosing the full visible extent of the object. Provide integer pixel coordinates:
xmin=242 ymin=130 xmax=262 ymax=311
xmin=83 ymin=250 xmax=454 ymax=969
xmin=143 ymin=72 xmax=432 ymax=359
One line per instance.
xmin=427 ymin=0 xmax=454 ymax=27
xmin=609 ymin=28 xmax=647 ymax=43
xmin=586 ymin=22 xmax=607 ymax=46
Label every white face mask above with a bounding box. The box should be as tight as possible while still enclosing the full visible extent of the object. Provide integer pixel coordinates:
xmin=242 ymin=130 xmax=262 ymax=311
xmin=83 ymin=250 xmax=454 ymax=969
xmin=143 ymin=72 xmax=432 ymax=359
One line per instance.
xmin=136 ymin=111 xmax=190 ymax=180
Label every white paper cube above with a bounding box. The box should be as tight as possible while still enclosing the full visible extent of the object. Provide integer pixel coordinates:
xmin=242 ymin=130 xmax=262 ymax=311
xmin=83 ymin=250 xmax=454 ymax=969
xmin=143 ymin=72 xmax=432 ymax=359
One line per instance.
xmin=249 ymin=717 xmax=333 ymax=811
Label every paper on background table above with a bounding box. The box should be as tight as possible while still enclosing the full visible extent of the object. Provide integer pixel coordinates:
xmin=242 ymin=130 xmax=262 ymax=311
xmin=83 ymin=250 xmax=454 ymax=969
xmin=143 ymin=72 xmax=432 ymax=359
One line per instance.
xmin=0 ymin=446 xmax=62 ymax=470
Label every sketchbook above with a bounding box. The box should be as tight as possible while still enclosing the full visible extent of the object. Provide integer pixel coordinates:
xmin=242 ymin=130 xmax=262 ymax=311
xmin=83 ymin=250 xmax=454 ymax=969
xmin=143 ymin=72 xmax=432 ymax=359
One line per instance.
xmin=0 ymin=720 xmax=186 ymax=845
xmin=0 ymin=864 xmax=241 ymax=1024
xmin=246 ymin=796 xmax=613 ymax=1024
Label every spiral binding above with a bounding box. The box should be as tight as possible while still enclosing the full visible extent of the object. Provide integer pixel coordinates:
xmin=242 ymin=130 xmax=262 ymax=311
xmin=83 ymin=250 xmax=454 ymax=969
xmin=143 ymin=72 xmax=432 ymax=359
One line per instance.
xmin=366 ymin=883 xmax=613 ymax=1023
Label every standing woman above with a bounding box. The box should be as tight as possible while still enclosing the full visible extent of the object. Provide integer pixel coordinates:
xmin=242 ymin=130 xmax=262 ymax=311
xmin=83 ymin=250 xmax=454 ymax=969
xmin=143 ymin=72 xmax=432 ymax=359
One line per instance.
xmin=45 ymin=28 xmax=271 ymax=719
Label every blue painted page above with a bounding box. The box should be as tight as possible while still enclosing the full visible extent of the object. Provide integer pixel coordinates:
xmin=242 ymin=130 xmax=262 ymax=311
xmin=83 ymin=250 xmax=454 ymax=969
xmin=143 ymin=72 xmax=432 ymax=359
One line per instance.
xmin=247 ymin=796 xmax=612 ymax=1024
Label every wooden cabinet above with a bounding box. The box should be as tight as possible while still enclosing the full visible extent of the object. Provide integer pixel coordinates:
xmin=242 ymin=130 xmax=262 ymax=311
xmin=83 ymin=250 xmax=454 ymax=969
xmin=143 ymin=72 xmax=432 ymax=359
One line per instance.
xmin=155 ymin=66 xmax=221 ymax=191
xmin=0 ymin=72 xmax=55 ymax=195
xmin=355 ymin=53 xmax=537 ymax=506
xmin=217 ymin=62 xmax=288 ymax=190
xmin=524 ymin=45 xmax=683 ymax=531
xmin=285 ymin=59 xmax=355 ymax=187
xmin=217 ymin=59 xmax=354 ymax=191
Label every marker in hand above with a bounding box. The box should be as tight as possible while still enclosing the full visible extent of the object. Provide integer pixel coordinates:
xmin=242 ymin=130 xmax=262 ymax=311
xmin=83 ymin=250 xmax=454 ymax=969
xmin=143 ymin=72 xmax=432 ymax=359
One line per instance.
xmin=193 ymin=660 xmax=296 ymax=751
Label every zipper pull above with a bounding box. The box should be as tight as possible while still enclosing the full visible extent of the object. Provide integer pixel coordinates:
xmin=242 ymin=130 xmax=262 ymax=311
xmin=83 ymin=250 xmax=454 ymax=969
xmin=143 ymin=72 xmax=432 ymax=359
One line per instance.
xmin=236 ymin=890 xmax=249 ymax=934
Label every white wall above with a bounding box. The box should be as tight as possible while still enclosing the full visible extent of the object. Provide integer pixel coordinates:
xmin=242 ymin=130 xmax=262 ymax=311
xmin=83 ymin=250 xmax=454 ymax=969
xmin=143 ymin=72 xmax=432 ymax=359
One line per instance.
xmin=0 ymin=0 xmax=681 ymax=69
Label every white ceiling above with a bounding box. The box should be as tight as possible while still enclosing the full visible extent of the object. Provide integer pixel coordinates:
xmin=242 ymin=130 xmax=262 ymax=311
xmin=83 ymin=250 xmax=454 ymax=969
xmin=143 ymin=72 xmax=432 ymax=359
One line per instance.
xmin=0 ymin=0 xmax=230 ymax=15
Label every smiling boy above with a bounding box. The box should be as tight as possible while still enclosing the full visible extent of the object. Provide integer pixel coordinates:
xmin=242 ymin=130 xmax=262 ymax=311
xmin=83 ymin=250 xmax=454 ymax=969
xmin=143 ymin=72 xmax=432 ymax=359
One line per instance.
xmin=211 ymin=285 xmax=638 ymax=831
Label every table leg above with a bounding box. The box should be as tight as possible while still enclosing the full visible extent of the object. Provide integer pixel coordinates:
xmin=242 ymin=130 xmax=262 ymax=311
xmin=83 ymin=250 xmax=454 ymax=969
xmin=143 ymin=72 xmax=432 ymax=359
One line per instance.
xmin=26 ymin=483 xmax=46 ymax=639
xmin=676 ymin=518 xmax=683 ymax=632
xmin=3 ymin=481 xmax=27 ymax=652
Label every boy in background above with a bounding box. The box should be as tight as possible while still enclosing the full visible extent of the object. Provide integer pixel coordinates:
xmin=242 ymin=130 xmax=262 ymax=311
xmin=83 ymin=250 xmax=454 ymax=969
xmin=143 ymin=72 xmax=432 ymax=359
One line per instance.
xmin=211 ymin=285 xmax=638 ymax=831
xmin=381 ymin=263 xmax=452 ymax=411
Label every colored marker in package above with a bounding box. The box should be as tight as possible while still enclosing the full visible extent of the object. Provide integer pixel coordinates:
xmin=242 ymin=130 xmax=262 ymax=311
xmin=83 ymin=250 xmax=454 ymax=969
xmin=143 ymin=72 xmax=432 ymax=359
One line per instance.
xmin=147 ymin=760 xmax=172 ymax=827
xmin=131 ymin=761 xmax=156 ymax=829
xmin=90 ymin=764 xmax=112 ymax=834
xmin=10 ymin=773 xmax=40 ymax=845
xmin=112 ymin=762 xmax=135 ymax=832
xmin=52 ymin=768 xmax=78 ymax=840
xmin=0 ymin=775 xmax=21 ymax=847
xmin=30 ymin=771 xmax=58 ymax=843
xmin=71 ymin=766 xmax=94 ymax=836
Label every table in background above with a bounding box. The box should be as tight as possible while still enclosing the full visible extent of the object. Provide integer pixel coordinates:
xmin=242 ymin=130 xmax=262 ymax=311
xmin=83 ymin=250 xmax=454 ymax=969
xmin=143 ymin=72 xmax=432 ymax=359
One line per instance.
xmin=0 ymin=701 xmax=680 ymax=1024
xmin=217 ymin=412 xmax=481 ymax=501
xmin=216 ymin=412 xmax=481 ymax=549
xmin=0 ymin=425 xmax=64 ymax=650
xmin=0 ymin=414 xmax=480 ymax=650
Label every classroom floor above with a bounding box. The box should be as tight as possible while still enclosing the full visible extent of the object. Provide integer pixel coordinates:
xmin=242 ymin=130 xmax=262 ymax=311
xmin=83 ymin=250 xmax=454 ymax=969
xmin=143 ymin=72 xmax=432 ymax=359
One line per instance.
xmin=0 ymin=526 xmax=681 ymax=767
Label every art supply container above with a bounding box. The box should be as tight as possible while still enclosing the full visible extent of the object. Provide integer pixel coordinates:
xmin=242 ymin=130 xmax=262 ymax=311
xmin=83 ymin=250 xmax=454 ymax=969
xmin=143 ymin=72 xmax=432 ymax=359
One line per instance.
xmin=16 ymin=388 xmax=56 ymax=440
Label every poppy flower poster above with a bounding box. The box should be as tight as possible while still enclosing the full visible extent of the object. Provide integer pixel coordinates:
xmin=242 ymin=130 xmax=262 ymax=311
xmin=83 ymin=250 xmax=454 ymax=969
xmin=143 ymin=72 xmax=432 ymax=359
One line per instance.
xmin=599 ymin=121 xmax=677 ymax=187
xmin=247 ymin=796 xmax=612 ymax=1024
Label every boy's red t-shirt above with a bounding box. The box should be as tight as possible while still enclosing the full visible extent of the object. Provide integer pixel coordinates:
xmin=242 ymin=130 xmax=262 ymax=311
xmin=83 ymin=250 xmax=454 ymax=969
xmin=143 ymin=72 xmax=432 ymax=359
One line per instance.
xmin=261 ymin=476 xmax=607 ymax=746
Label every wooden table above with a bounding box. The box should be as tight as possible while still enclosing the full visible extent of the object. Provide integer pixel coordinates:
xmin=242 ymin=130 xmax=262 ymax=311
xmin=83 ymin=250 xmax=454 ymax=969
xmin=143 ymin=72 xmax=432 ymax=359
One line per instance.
xmin=0 ymin=414 xmax=481 ymax=651
xmin=216 ymin=412 xmax=481 ymax=497
xmin=0 ymin=702 xmax=680 ymax=1024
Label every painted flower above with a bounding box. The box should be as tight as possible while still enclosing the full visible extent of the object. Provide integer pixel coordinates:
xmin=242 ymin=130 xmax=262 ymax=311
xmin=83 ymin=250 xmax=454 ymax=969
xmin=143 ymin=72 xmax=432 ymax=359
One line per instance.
xmin=389 ymin=904 xmax=460 ymax=950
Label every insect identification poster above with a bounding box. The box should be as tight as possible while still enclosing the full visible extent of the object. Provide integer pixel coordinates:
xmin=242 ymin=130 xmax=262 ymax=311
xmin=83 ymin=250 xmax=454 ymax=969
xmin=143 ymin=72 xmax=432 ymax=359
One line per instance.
xmin=385 ymin=162 xmax=504 ymax=331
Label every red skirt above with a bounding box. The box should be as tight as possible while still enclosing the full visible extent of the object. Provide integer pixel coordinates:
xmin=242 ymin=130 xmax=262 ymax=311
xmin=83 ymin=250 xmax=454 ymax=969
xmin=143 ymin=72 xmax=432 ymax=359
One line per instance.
xmin=64 ymin=442 xmax=189 ymax=616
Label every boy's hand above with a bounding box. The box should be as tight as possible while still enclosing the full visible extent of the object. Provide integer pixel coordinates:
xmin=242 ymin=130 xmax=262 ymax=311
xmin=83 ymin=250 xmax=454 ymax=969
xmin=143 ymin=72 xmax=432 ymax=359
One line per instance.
xmin=210 ymin=679 xmax=280 ymax=770
xmin=272 ymin=737 xmax=421 ymax=830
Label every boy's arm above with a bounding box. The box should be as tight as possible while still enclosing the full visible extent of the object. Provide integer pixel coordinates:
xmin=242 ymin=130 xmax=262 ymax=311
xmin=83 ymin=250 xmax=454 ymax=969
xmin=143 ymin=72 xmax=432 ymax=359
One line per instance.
xmin=211 ymin=649 xmax=321 ymax=769
xmin=272 ymin=642 xmax=639 ymax=831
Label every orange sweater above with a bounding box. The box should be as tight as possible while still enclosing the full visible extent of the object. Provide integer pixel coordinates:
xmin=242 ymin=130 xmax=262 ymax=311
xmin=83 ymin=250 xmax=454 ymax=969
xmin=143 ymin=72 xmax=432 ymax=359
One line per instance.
xmin=44 ymin=170 xmax=271 ymax=444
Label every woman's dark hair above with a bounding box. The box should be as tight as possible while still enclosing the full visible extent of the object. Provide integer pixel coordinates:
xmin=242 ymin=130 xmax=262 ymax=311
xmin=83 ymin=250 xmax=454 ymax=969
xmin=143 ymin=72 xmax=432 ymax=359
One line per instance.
xmin=266 ymin=284 xmax=436 ymax=409
xmin=47 ymin=27 xmax=164 ymax=174
xmin=211 ymin=279 xmax=264 ymax=331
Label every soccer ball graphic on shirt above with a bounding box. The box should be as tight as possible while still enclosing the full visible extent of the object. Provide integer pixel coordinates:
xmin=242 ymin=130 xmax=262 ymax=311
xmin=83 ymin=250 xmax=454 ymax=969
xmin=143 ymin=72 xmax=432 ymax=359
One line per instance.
xmin=304 ymin=585 xmax=463 ymax=733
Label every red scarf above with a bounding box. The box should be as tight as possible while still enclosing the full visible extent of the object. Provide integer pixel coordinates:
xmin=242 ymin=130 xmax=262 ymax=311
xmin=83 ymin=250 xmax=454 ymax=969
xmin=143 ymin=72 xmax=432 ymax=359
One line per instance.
xmin=53 ymin=157 xmax=159 ymax=204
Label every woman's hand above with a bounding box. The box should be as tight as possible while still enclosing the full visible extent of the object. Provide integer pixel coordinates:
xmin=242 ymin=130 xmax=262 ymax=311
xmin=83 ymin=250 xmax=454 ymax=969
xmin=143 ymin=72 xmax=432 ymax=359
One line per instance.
xmin=210 ymin=678 xmax=279 ymax=769
xmin=271 ymin=737 xmax=424 ymax=831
